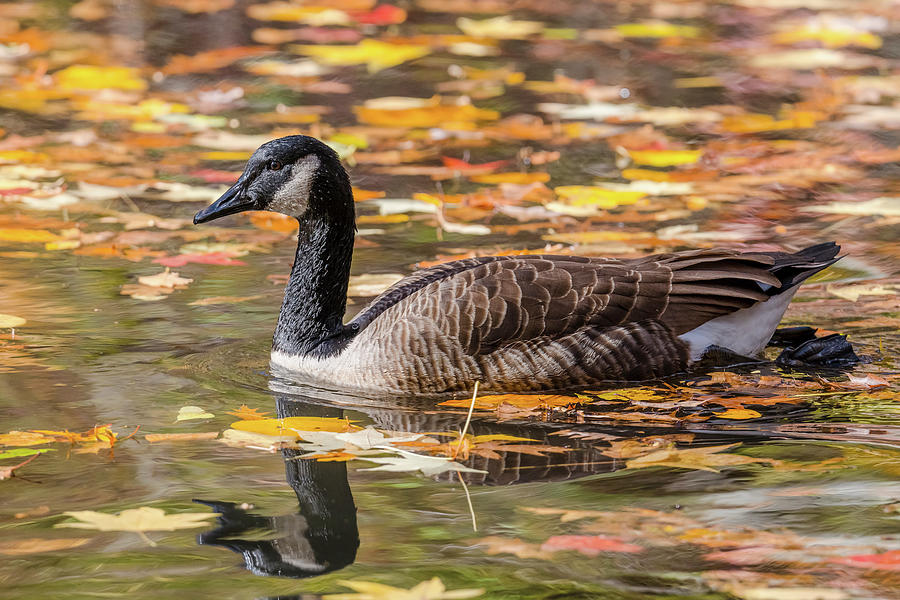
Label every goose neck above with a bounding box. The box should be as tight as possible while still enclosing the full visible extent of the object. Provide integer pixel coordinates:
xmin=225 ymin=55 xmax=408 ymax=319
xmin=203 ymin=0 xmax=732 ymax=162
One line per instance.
xmin=272 ymin=213 xmax=354 ymax=357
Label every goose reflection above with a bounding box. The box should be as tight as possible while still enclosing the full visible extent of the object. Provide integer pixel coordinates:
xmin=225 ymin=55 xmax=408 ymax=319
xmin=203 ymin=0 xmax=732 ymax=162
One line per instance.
xmin=195 ymin=378 xmax=807 ymax=579
xmin=195 ymin=400 xmax=359 ymax=578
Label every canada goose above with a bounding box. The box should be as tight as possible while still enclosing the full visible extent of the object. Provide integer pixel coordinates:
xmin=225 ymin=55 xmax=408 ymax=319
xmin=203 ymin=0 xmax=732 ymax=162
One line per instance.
xmin=194 ymin=135 xmax=850 ymax=395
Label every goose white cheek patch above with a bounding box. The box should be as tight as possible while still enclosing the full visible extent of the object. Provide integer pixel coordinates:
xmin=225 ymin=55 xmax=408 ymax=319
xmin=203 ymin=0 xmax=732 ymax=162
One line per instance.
xmin=269 ymin=154 xmax=321 ymax=217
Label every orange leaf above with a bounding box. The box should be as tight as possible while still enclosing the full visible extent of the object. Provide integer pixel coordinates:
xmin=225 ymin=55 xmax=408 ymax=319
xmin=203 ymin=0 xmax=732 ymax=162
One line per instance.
xmin=226 ymin=405 xmax=271 ymax=420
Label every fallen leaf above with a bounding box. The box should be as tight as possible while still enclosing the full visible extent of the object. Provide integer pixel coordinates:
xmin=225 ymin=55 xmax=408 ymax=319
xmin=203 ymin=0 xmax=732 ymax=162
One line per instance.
xmin=55 ymin=506 xmax=217 ymax=545
xmin=625 ymin=443 xmax=777 ymax=472
xmin=0 ymin=314 xmax=26 ymax=328
xmin=0 ymin=430 xmax=55 ymax=446
xmin=138 ymin=269 xmax=193 ymax=289
xmin=831 ymin=549 xmax=900 ymax=571
xmin=0 ymin=447 xmax=54 ymax=460
xmin=225 ymin=405 xmax=270 ymax=420
xmin=143 ymin=432 xmax=219 ymax=443
xmin=293 ymin=39 xmax=430 ymax=73
xmin=231 ymin=416 xmax=358 ymax=437
xmin=0 ymin=537 xmax=91 ymax=556
xmin=175 ymin=406 xmax=214 ymax=421
xmin=476 ymin=536 xmax=552 ymax=559
xmin=713 ymin=408 xmax=763 ymax=420
xmin=359 ymin=448 xmax=487 ymax=476
xmin=540 ymin=535 xmax=643 ymax=555
xmin=323 ymin=577 xmax=484 ymax=600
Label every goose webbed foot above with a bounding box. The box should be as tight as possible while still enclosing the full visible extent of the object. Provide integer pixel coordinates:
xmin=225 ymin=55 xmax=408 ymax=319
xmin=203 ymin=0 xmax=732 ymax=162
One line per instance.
xmin=774 ymin=332 xmax=860 ymax=370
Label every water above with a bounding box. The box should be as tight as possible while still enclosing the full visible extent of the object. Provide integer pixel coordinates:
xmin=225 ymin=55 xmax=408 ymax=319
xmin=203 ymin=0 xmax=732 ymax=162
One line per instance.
xmin=1 ymin=0 xmax=899 ymax=598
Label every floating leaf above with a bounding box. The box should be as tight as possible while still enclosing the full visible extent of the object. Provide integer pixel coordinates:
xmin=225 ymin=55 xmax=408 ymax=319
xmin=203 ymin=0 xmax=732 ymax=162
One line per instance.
xmin=143 ymin=432 xmax=219 ymax=443
xmin=225 ymin=405 xmax=270 ymax=420
xmin=541 ymin=535 xmax=643 ymax=555
xmin=56 ymin=506 xmax=217 ymax=545
xmin=231 ymin=416 xmax=358 ymax=438
xmin=0 ymin=314 xmax=26 ymax=328
xmin=0 ymin=537 xmax=91 ymax=556
xmin=359 ymin=448 xmax=487 ymax=476
xmin=293 ymin=39 xmax=430 ymax=73
xmin=0 ymin=447 xmax=54 ymax=460
xmin=175 ymin=406 xmax=214 ymax=421
xmin=324 ymin=577 xmax=484 ymax=600
xmin=625 ymin=443 xmax=777 ymax=472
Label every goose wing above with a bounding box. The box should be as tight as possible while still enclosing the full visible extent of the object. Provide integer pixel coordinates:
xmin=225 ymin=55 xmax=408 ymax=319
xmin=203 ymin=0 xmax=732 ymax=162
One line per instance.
xmin=350 ymin=248 xmax=794 ymax=355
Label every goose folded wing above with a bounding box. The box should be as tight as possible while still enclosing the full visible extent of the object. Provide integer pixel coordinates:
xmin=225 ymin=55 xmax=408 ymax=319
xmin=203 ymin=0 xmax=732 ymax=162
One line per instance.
xmin=351 ymin=250 xmax=785 ymax=357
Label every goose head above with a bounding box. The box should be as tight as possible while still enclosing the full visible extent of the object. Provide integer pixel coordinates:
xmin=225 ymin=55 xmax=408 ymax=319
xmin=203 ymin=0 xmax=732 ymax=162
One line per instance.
xmin=193 ymin=135 xmax=353 ymax=225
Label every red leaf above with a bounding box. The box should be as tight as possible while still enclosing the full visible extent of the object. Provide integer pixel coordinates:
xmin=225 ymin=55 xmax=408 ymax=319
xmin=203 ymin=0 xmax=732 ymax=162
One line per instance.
xmin=189 ymin=169 xmax=242 ymax=184
xmin=440 ymin=157 xmax=509 ymax=172
xmin=352 ymin=5 xmax=407 ymax=25
xmin=541 ymin=535 xmax=643 ymax=555
xmin=154 ymin=252 xmax=247 ymax=267
xmin=832 ymin=550 xmax=900 ymax=570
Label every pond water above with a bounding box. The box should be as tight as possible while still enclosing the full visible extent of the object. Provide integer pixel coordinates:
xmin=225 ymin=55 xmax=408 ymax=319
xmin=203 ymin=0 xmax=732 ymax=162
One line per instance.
xmin=0 ymin=0 xmax=899 ymax=599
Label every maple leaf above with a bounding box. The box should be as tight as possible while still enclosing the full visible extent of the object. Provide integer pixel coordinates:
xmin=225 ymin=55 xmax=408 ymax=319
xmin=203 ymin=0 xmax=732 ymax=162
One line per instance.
xmin=55 ymin=506 xmax=217 ymax=546
xmin=625 ymin=443 xmax=778 ymax=472
xmin=323 ymin=577 xmax=483 ymax=600
xmin=225 ymin=405 xmax=270 ymax=420
xmin=359 ymin=448 xmax=487 ymax=476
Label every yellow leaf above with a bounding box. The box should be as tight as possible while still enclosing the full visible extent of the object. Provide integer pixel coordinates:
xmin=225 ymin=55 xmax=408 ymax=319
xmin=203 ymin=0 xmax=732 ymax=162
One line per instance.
xmin=542 ymin=230 xmax=653 ymax=245
xmin=0 ymin=228 xmax=62 ymax=243
xmin=0 ymin=150 xmax=49 ymax=164
xmin=587 ymin=389 xmax=667 ymax=402
xmin=56 ymin=506 xmax=216 ymax=534
xmin=0 ymin=314 xmax=26 ymax=328
xmin=199 ymin=151 xmax=252 ymax=161
xmin=714 ymin=408 xmax=763 ymax=420
xmin=0 ymin=430 xmax=53 ymax=446
xmin=469 ymin=172 xmax=550 ymax=184
xmin=440 ymin=393 xmax=576 ymax=410
xmin=616 ymin=22 xmax=701 ymax=39
xmin=293 ymin=39 xmax=430 ymax=73
xmin=176 ymin=406 xmax=214 ymax=421
xmin=553 ymin=186 xmax=646 ymax=208
xmin=324 ymin=576 xmax=484 ymax=600
xmin=231 ymin=417 xmax=359 ymax=437
xmin=55 ymin=65 xmax=147 ymax=91
xmin=247 ymin=3 xmax=351 ymax=25
xmin=355 ymin=101 xmax=498 ymax=127
xmin=626 ymin=150 xmax=702 ymax=167
xmin=357 ymin=214 xmax=410 ymax=224
xmin=773 ymin=27 xmax=881 ymax=50
xmin=45 ymin=240 xmax=80 ymax=251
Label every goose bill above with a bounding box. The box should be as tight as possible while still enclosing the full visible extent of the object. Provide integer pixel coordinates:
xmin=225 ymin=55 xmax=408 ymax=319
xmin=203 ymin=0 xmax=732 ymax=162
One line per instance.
xmin=193 ymin=181 xmax=255 ymax=224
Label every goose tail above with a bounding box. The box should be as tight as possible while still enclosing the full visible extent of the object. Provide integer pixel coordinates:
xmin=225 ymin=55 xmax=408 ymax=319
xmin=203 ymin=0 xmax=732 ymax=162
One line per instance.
xmin=678 ymin=242 xmax=841 ymax=360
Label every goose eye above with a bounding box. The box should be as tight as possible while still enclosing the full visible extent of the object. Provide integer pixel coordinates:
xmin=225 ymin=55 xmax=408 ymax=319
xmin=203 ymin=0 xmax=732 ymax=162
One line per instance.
xmin=268 ymin=160 xmax=283 ymax=171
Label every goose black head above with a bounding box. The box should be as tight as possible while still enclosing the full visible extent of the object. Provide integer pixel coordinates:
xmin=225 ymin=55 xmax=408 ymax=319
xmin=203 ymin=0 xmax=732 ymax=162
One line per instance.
xmin=193 ymin=135 xmax=352 ymax=225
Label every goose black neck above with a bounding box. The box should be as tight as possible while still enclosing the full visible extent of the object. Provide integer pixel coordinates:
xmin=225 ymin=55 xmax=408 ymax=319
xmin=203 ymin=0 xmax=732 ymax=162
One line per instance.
xmin=273 ymin=211 xmax=355 ymax=357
